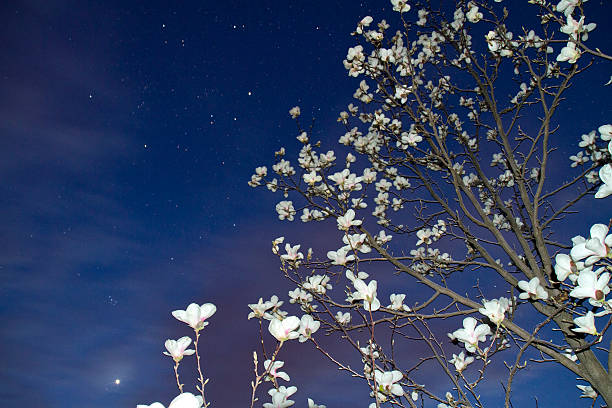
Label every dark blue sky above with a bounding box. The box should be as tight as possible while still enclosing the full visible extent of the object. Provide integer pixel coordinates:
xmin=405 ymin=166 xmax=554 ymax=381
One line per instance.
xmin=1 ymin=1 xmax=611 ymax=407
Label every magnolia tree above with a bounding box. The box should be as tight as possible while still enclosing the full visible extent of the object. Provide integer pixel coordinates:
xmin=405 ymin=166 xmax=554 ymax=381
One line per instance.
xmin=138 ymin=1 xmax=612 ymax=408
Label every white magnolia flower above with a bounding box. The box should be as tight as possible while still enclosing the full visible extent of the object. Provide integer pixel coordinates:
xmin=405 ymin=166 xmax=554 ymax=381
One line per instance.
xmin=289 ymin=106 xmax=301 ymax=118
xmin=168 ymin=393 xmax=203 ymax=408
xmin=335 ymin=311 xmax=351 ymax=325
xmin=479 ymin=297 xmax=509 ymax=325
xmin=163 ymin=336 xmax=195 ymax=362
xmin=556 ymin=0 xmax=582 ymax=17
xmin=280 ymin=244 xmax=304 ymax=262
xmin=171 ymin=303 xmax=217 ymax=331
xmin=268 ymin=316 xmax=300 ymax=342
xmin=517 ymin=277 xmax=549 ymax=301
xmin=264 ymin=359 xmax=290 ymax=382
xmin=264 ymin=386 xmax=297 ymax=408
xmin=327 ymin=247 xmax=355 ymax=266
xmin=388 ymin=293 xmax=409 ymax=311
xmin=554 ymin=253 xmax=578 ymax=281
xmin=375 ymin=370 xmax=404 ymax=396
xmin=451 ymin=317 xmax=491 ymax=352
xmin=569 ymin=268 xmax=610 ymax=306
xmin=572 ymin=311 xmax=598 ymax=335
xmin=449 ymin=351 xmax=474 ymax=372
xmin=557 ymin=42 xmax=581 ymax=64
xmin=337 ymin=209 xmax=362 ymax=230
xmin=298 ymin=314 xmax=320 ymax=342
xmin=570 ymin=224 xmax=612 ymax=265
xmin=137 ymin=403 xmax=166 ymax=408
xmin=595 ymin=164 xmax=612 ymax=198
xmin=346 ymin=270 xmax=369 ymax=282
xmin=391 ymin=0 xmax=410 ymax=13
xmin=307 ymin=398 xmax=326 ymax=408
xmin=353 ymin=278 xmax=380 ymax=311
xmin=576 ymin=384 xmax=598 ymax=399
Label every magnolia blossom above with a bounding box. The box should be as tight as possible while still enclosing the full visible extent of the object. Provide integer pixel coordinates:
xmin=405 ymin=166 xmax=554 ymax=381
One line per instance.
xmin=172 ymin=303 xmax=217 ymax=331
xmin=264 ymin=359 xmax=290 ymax=382
xmin=478 ymin=297 xmax=509 ymax=325
xmin=327 ymin=247 xmax=355 ymax=266
xmin=554 ymin=253 xmax=578 ymax=281
xmin=337 ymin=209 xmax=362 ymax=230
xmin=289 ymin=106 xmax=300 ymax=118
xmin=576 ymin=384 xmax=598 ymax=399
xmin=572 ymin=311 xmax=598 ymax=336
xmin=595 ymin=164 xmax=612 ymax=198
xmin=449 ymin=351 xmax=474 ymax=372
xmin=353 ymin=278 xmax=380 ymax=311
xmin=570 ymin=223 xmax=612 ymax=266
xmin=248 ymin=297 xmax=276 ymax=320
xmin=268 ymin=316 xmax=300 ymax=342
xmin=556 ymin=42 xmax=581 ymax=64
xmin=297 ymin=314 xmax=320 ymax=342
xmin=264 ymin=386 xmax=297 ymax=408
xmin=280 ymin=244 xmax=304 ymax=262
xmin=451 ymin=317 xmax=491 ymax=352
xmin=335 ymin=311 xmax=351 ymax=325
xmin=390 ymin=0 xmax=410 ymax=13
xmin=569 ymin=268 xmax=610 ymax=306
xmin=517 ymin=277 xmax=549 ymax=301
xmin=556 ymin=0 xmax=582 ymax=17
xmin=307 ymin=398 xmax=326 ymax=408
xmin=374 ymin=370 xmax=404 ymax=396
xmin=388 ymin=293 xmax=409 ymax=311
xmin=163 ymin=336 xmax=195 ymax=362
xmin=138 ymin=393 xmax=203 ymax=408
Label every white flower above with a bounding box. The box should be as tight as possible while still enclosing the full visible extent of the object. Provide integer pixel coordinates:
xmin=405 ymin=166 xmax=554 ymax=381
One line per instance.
xmin=268 ymin=316 xmax=300 ymax=342
xmin=307 ymin=398 xmax=326 ymax=408
xmin=554 ymin=253 xmax=578 ymax=281
xmin=479 ymin=297 xmax=509 ymax=325
xmin=556 ymin=0 xmax=582 ymax=17
xmin=570 ymin=223 xmax=612 ymax=265
xmin=337 ymin=209 xmax=362 ymax=230
xmin=569 ymin=268 xmax=610 ymax=306
xmin=560 ymin=15 xmax=596 ymax=41
xmin=168 ymin=393 xmax=203 ymax=408
xmin=517 ymin=277 xmax=549 ymax=300
xmin=451 ymin=317 xmax=491 ymax=352
xmin=374 ymin=370 xmax=404 ymax=396
xmin=280 ymin=244 xmax=304 ymax=262
xmin=171 ymin=303 xmax=217 ymax=331
xmin=163 ymin=336 xmax=195 ymax=362
xmin=466 ymin=4 xmax=483 ymax=23
xmin=388 ymin=293 xmax=409 ymax=311
xmin=599 ymin=124 xmax=612 ymax=140
xmin=391 ymin=0 xmax=410 ymax=13
xmin=576 ymin=384 xmax=598 ymax=399
xmin=595 ymin=164 xmax=612 ymax=198
xmin=449 ymin=351 xmax=474 ymax=372
xmin=276 ymin=201 xmax=296 ymax=221
xmin=327 ymin=247 xmax=355 ymax=266
xmin=353 ymin=279 xmax=381 ymax=312
xmin=138 ymin=403 xmax=166 ymax=408
xmin=335 ymin=311 xmax=351 ymax=325
xmin=572 ymin=311 xmax=598 ymax=336
xmin=264 ymin=359 xmax=290 ymax=382
xmin=557 ymin=42 xmax=581 ymax=64
xmin=248 ymin=297 xmax=275 ymax=320
xmin=289 ymin=106 xmax=301 ymax=118
xmin=264 ymin=386 xmax=297 ymax=408
xmin=298 ymin=314 xmax=320 ymax=342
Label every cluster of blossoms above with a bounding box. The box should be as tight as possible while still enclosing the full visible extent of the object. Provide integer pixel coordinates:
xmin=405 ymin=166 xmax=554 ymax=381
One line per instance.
xmin=144 ymin=2 xmax=611 ymax=408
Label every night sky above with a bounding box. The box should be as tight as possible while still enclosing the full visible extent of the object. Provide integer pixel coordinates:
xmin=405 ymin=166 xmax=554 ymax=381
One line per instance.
xmin=1 ymin=1 xmax=611 ymax=408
